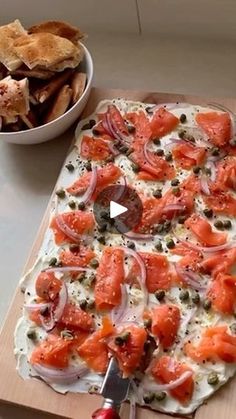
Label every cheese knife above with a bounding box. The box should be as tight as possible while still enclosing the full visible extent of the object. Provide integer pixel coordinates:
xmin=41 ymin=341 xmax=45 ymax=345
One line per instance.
xmin=91 ymin=357 xmax=130 ymax=419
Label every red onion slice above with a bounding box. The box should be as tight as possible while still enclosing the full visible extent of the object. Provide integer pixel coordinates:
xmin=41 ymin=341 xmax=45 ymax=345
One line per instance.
xmin=124 ymin=231 xmax=153 ymax=241
xmin=39 ymin=306 xmax=55 ymax=332
xmin=80 ymin=166 xmax=98 ymax=204
xmin=107 ymin=141 xmax=120 ymax=156
xmin=112 ymin=176 xmax=127 ymax=202
xmin=206 ymin=160 xmax=216 ymax=182
xmin=56 ymin=215 xmax=82 ymax=243
xmin=200 ymin=175 xmax=210 ymax=195
xmin=24 ymin=303 xmax=51 ymax=312
xmin=104 ymin=109 xmax=130 ymax=145
xmin=162 ymin=204 xmax=186 ymax=213
xmin=174 ymin=263 xmax=206 ymax=291
xmin=32 ymin=363 xmax=89 ymax=384
xmin=122 ymin=247 xmax=146 ymax=285
xmin=142 ymin=370 xmax=193 ymax=392
xmin=111 ymin=285 xmax=128 ymax=325
xmin=201 ymin=242 xmax=233 ymax=253
xmin=44 ymin=266 xmax=91 ymax=274
xmin=143 ymin=141 xmax=158 ymax=167
xmin=54 ymin=282 xmax=68 ymax=323
xmin=181 ymin=307 xmax=197 ymax=334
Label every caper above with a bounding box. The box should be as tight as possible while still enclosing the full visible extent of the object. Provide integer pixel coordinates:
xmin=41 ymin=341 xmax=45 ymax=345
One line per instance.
xmin=127 ymin=125 xmax=135 ymax=133
xmin=90 ymin=258 xmax=99 ymax=268
xmin=165 ymin=152 xmax=173 ymax=161
xmin=178 ymin=215 xmax=187 ymax=224
xmin=80 ymin=300 xmax=88 ymax=310
xmin=163 ymin=220 xmax=171 ymax=232
xmin=214 ymin=220 xmax=224 ymax=230
xmin=155 ymin=241 xmax=163 ymax=252
xmin=172 ymin=186 xmax=180 ymax=195
xmin=27 ymin=329 xmax=37 ymax=340
xmin=230 ymin=323 xmax=236 ymax=334
xmin=114 ymin=332 xmax=130 ymax=346
xmin=155 ymin=289 xmax=165 ymax=301
xmin=153 ymin=189 xmax=162 ymax=199
xmin=61 ymin=330 xmax=74 ymax=340
xmin=92 ymin=128 xmax=100 ymax=136
xmin=78 ymin=201 xmax=86 ymax=210
xmin=105 ymin=156 xmax=115 ymax=163
xmin=180 ymin=113 xmax=187 ymax=123
xmin=192 ymin=291 xmax=200 ymax=304
xmin=211 ymin=147 xmax=220 ymax=156
xmin=56 ymin=189 xmax=65 ymax=199
xmin=97 ymin=235 xmax=106 ymax=245
xmin=126 ymin=147 xmax=134 ymax=156
xmin=155 ymin=391 xmax=166 ymax=402
xmin=85 ymin=161 xmax=92 ymax=171
xmin=97 ymin=223 xmax=107 ymax=233
xmin=68 ymin=200 xmax=76 ymax=209
xmin=155 ymin=149 xmax=164 ymax=156
xmin=154 ymin=224 xmax=164 ymax=234
xmin=178 ymin=130 xmax=186 ymax=139
xmin=81 ymin=122 xmax=91 ymax=130
xmin=166 ymin=238 xmax=175 ymax=249
xmin=127 ymin=242 xmax=136 ymax=250
xmin=207 ymin=372 xmax=219 ymax=385
xmin=203 ymin=208 xmax=213 ymax=218
xmin=143 ymin=393 xmax=155 ymax=404
xmin=229 ymin=138 xmax=236 ymax=146
xmin=144 ymin=318 xmax=152 ymax=328
xmin=146 ymin=106 xmax=154 ymax=114
xmin=153 ymin=138 xmax=161 ymax=145
xmin=49 ymin=257 xmax=57 ymax=267
xmin=100 ymin=210 xmax=109 ymax=220
xmin=65 ymin=163 xmax=74 ymax=172
xmin=203 ymin=299 xmax=212 ymax=311
xmin=223 ymin=219 xmax=232 ymax=229
xmin=193 ymin=166 xmax=201 ymax=175
xmin=179 ymin=289 xmax=189 ymax=302
xmin=119 ymin=145 xmax=129 ymax=154
xmin=171 ymin=178 xmax=180 ymax=187
xmin=131 ymin=162 xmax=140 ymax=173
xmin=89 ymin=119 xmax=96 ymax=128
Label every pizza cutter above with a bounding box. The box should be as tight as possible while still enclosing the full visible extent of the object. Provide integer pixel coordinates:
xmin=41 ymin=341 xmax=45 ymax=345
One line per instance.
xmin=91 ymin=357 xmax=130 ymax=419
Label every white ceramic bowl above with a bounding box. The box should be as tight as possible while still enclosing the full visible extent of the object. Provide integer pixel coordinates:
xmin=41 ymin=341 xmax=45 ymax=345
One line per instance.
xmin=0 ymin=43 xmax=93 ymax=145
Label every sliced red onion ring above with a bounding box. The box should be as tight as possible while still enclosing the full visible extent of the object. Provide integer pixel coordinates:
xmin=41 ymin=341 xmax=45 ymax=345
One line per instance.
xmin=143 ymin=141 xmax=158 ymax=167
xmin=201 ymin=242 xmax=233 ymax=253
xmin=24 ymin=303 xmax=51 ymax=313
xmin=162 ymin=204 xmax=186 ymax=213
xmin=200 ymin=175 xmax=210 ymax=195
xmin=80 ymin=166 xmax=98 ymax=204
xmin=174 ymin=263 xmax=206 ymax=291
xmin=44 ymin=266 xmax=91 ymax=274
xmin=107 ymin=141 xmax=120 ymax=156
xmin=112 ymin=176 xmax=127 ymax=202
xmin=122 ymin=247 xmax=146 ymax=285
xmin=111 ymin=285 xmax=128 ymax=325
xmin=104 ymin=109 xmax=130 ymax=145
xmin=167 ymin=357 xmax=176 ymax=373
xmin=181 ymin=307 xmax=197 ymax=334
xmin=32 ymin=363 xmax=89 ymax=384
xmin=54 ymin=282 xmax=68 ymax=323
xmin=124 ymin=231 xmax=153 ymax=241
xmin=165 ymin=138 xmax=188 ymax=149
xmin=142 ymin=370 xmax=193 ymax=392
xmin=56 ymin=215 xmax=82 ymax=243
xmin=39 ymin=306 xmax=55 ymax=332
xmin=206 ymin=160 xmax=216 ymax=182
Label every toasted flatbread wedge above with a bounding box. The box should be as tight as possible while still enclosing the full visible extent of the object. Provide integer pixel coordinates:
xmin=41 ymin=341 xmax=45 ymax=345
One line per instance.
xmin=13 ymin=33 xmax=80 ymax=70
xmin=33 ymin=68 xmax=73 ymax=103
xmin=44 ymin=84 xmax=72 ymax=123
xmin=0 ymin=19 xmax=26 ymax=71
xmin=0 ymin=76 xmax=30 ymax=117
xmin=10 ymin=66 xmax=55 ymax=80
xmin=28 ymin=20 xmax=84 ymax=44
xmin=20 ymin=109 xmax=38 ymax=129
xmin=48 ymin=47 xmax=83 ymax=72
xmin=71 ymin=72 xmax=86 ymax=104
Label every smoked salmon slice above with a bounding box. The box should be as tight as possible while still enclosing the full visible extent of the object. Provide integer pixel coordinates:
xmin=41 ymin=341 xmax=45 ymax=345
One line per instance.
xmin=207 ymin=273 xmax=236 ymax=315
xmin=151 ymin=355 xmax=194 ymax=404
xmin=195 ymin=111 xmax=231 ymax=147
xmin=50 ymin=211 xmax=94 ymax=245
xmin=171 ymin=242 xmax=203 ymax=272
xmin=80 ymin=135 xmax=111 ymax=161
xmin=94 ymin=247 xmax=125 ymax=310
xmin=172 ymin=142 xmax=206 ymax=170
xmin=31 ymin=334 xmax=71 ymax=368
xmin=150 ymin=107 xmax=179 ymax=139
xmin=35 ymin=271 xmax=62 ymax=301
xmin=125 ymin=111 xmax=152 ymax=140
xmin=185 ymin=325 xmax=236 ymax=363
xmin=203 ymin=191 xmax=236 ymax=216
xmin=185 ymin=214 xmax=227 ymax=247
xmin=128 ymin=252 xmax=172 ymax=293
xmin=59 ymin=303 xmax=94 ymax=331
xmin=59 ymin=246 xmax=95 ymax=268
xmin=200 ymin=248 xmax=236 ymax=278
xmin=151 ymin=304 xmax=180 ymax=349
xmin=108 ymin=324 xmax=147 ymax=376
xmin=66 ymin=163 xmax=122 ymax=197
xmin=212 ymin=157 xmax=236 ymax=192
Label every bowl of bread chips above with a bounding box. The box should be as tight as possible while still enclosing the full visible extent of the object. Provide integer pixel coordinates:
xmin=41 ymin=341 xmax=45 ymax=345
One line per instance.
xmin=0 ymin=19 xmax=93 ymax=144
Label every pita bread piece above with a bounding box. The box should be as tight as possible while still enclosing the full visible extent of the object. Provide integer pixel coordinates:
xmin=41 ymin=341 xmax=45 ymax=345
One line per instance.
xmin=10 ymin=66 xmax=55 ymax=80
xmin=0 ymin=76 xmax=30 ymax=118
xmin=48 ymin=46 xmax=83 ymax=72
xmin=71 ymin=72 xmax=86 ymax=104
xmin=13 ymin=33 xmax=79 ymax=70
xmin=33 ymin=68 xmax=73 ymax=103
xmin=44 ymin=84 xmax=72 ymax=124
xmin=28 ymin=20 xmax=84 ymax=43
xmin=0 ymin=19 xmax=26 ymax=71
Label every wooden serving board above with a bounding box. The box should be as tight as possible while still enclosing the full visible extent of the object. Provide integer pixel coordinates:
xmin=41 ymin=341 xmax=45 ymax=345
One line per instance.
xmin=1 ymin=87 xmax=236 ymax=419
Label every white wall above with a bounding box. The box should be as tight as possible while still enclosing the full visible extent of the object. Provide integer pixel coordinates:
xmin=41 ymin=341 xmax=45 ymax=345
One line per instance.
xmin=0 ymin=0 xmax=235 ymax=41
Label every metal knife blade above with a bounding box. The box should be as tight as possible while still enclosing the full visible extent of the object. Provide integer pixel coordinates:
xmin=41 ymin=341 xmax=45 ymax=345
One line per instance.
xmin=100 ymin=357 xmax=130 ymax=409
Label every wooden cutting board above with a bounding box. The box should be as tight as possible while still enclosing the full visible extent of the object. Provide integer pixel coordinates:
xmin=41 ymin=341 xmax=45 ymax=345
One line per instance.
xmin=1 ymin=87 xmax=236 ymax=419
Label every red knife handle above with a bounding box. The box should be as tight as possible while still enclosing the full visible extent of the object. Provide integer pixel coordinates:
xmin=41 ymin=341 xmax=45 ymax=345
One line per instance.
xmin=92 ymin=407 xmax=121 ymax=419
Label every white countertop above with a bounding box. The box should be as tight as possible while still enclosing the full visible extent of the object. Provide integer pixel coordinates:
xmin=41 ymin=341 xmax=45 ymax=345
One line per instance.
xmin=0 ymin=32 xmax=236 ymax=418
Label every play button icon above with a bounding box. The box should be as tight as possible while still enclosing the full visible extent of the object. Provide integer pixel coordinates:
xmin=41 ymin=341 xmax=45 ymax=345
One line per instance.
xmin=110 ymin=201 xmax=128 ymax=218
xmin=93 ymin=184 xmax=143 ymax=234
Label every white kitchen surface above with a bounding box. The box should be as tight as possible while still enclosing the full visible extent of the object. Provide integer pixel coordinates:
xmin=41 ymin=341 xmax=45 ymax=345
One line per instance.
xmin=0 ymin=31 xmax=236 ymax=418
